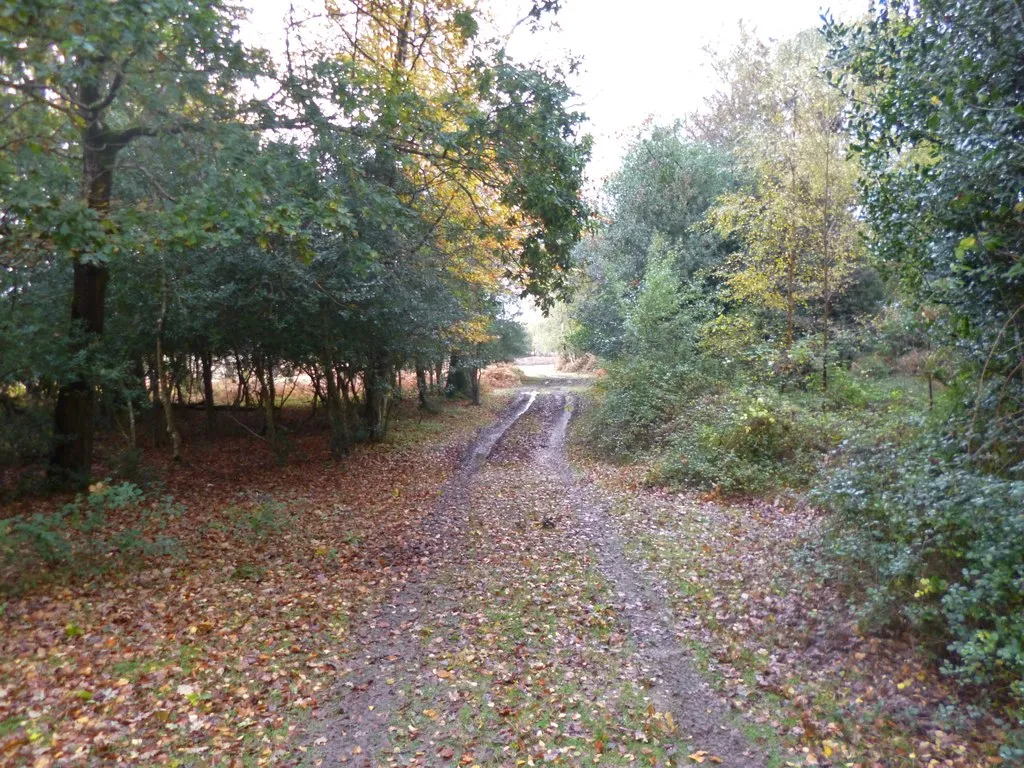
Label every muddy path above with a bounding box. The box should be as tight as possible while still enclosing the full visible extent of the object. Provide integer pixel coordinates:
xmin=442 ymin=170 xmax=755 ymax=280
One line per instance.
xmin=303 ymin=392 xmax=539 ymax=764
xmin=302 ymin=389 xmax=765 ymax=767
xmin=553 ymin=398 xmax=765 ymax=768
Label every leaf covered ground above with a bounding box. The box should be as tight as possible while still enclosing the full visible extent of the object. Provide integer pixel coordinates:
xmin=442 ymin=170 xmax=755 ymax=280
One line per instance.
xmin=2 ymin=384 xmax=1014 ymax=767
xmin=0 ymin=399 xmax=504 ymax=767
xmin=303 ymin=391 xmax=713 ymax=767
xmin=567 ymin=449 xmax=1014 ymax=767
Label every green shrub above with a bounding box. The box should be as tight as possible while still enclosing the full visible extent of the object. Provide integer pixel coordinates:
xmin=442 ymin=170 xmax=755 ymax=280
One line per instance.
xmin=813 ymin=436 xmax=1024 ymax=705
xmin=0 ymin=405 xmax=53 ymax=466
xmin=652 ymin=388 xmax=838 ymax=494
xmin=229 ymin=496 xmax=288 ymax=544
xmin=577 ymin=359 xmax=716 ymax=460
xmin=1 ymin=512 xmax=71 ymax=566
xmin=0 ymin=481 xmax=184 ymax=590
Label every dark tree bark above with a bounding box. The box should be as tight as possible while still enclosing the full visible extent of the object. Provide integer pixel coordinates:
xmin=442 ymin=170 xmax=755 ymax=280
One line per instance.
xmin=415 ymin=358 xmax=429 ymax=409
xmin=321 ymin=355 xmax=351 ymax=456
xmin=445 ymin=353 xmax=471 ymax=398
xmin=363 ymin=359 xmax=393 ymax=441
xmin=147 ymin=359 xmax=164 ymax=446
xmin=49 ymin=96 xmax=123 ymax=482
xmin=155 ymin=269 xmax=182 ymax=461
xmin=201 ymin=349 xmax=216 ymax=433
xmin=256 ymin=354 xmax=277 ymax=445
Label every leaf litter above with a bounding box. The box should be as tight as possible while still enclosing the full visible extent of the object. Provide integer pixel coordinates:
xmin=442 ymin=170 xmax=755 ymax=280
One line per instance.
xmin=6 ymin=381 xmax=1005 ymax=768
xmin=305 ymin=389 xmax=762 ymax=767
xmin=568 ymin=434 xmax=1012 ymax=767
xmin=0 ymin=399 xmax=503 ymax=767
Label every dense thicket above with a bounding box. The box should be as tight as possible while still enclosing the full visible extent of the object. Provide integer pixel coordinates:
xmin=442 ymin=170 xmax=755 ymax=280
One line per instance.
xmin=0 ymin=0 xmax=589 ymax=481
xmin=567 ymin=5 xmax=1024 ymax=728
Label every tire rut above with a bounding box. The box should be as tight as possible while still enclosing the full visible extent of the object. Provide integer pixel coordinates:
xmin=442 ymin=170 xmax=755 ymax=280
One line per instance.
xmin=302 ymin=392 xmax=538 ymax=766
xmin=552 ymin=393 xmax=766 ymax=768
xmin=303 ymin=390 xmax=765 ymax=767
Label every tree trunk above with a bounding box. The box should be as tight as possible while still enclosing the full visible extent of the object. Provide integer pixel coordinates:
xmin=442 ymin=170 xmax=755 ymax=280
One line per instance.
xmin=148 ymin=359 xmax=164 ymax=446
xmin=446 ymin=353 xmax=471 ymax=398
xmin=822 ymin=300 xmax=829 ymax=393
xmin=339 ymin=368 xmax=354 ymax=425
xmin=469 ymin=366 xmax=481 ymax=406
xmin=322 ymin=355 xmax=350 ymax=456
xmin=49 ymin=121 xmax=118 ymax=483
xmin=363 ymin=360 xmax=393 ymax=441
xmin=786 ymin=257 xmax=796 ymax=351
xmin=49 ymin=261 xmax=109 ymax=483
xmin=126 ymin=396 xmax=136 ymax=450
xmin=233 ymin=355 xmax=248 ymax=408
xmin=156 ymin=348 xmax=182 ymax=462
xmin=256 ymin=355 xmax=277 ymax=445
xmin=821 ymin=139 xmax=832 ymax=393
xmin=201 ymin=349 xmax=216 ymax=433
xmin=156 ymin=270 xmax=182 ymax=461
xmin=416 ymin=359 xmax=429 ymax=409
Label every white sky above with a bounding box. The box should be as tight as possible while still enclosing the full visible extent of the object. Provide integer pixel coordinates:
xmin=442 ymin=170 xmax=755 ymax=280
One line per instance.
xmin=243 ymin=0 xmax=867 ymax=184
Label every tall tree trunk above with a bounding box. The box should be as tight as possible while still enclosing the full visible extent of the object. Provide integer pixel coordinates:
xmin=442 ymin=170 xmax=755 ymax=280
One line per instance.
xmin=821 ymin=143 xmax=832 ymax=393
xmin=156 ymin=269 xmax=182 ymax=461
xmin=49 ymin=120 xmax=118 ymax=483
xmin=786 ymin=256 xmax=796 ymax=351
xmin=363 ymin=360 xmax=393 ymax=441
xmin=256 ymin=355 xmax=277 ymax=445
xmin=322 ymin=354 xmax=350 ymax=456
xmin=822 ymin=296 xmax=830 ymax=393
xmin=469 ymin=367 xmax=481 ymax=406
xmin=156 ymin=349 xmax=182 ymax=462
xmin=339 ymin=367 xmax=354 ymax=425
xmin=148 ymin=359 xmax=164 ymax=446
xmin=446 ymin=353 xmax=471 ymax=398
xmin=415 ymin=358 xmax=429 ymax=409
xmin=233 ymin=354 xmax=247 ymax=408
xmin=201 ymin=349 xmax=216 ymax=433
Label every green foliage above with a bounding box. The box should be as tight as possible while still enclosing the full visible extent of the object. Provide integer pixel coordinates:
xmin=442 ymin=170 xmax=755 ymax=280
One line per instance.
xmin=229 ymin=498 xmax=289 ymax=545
xmin=0 ymin=482 xmax=183 ymax=589
xmin=0 ymin=404 xmax=53 ymax=466
xmin=576 ymin=246 xmax=722 ymax=460
xmin=652 ymin=389 xmax=837 ymax=494
xmin=568 ymin=126 xmax=736 ymax=360
xmin=828 ymin=0 xmax=1024 ymax=465
xmin=1 ymin=0 xmax=592 ymax=475
xmin=814 ymin=434 xmax=1024 ymax=705
xmin=577 ymin=363 xmax=683 ymax=460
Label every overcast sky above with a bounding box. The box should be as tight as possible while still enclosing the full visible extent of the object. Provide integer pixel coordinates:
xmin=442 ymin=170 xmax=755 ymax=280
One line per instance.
xmin=244 ymin=0 xmax=866 ymax=184
xmin=495 ymin=0 xmax=866 ymax=183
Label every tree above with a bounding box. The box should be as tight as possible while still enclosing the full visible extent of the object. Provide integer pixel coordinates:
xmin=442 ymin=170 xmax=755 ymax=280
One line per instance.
xmin=569 ymin=126 xmax=735 ymax=360
xmin=1 ymin=0 xmax=263 ymax=481
xmin=828 ymin=0 xmax=1024 ymax=460
xmin=705 ymin=30 xmax=862 ymax=386
xmin=1 ymin=0 xmax=590 ymax=477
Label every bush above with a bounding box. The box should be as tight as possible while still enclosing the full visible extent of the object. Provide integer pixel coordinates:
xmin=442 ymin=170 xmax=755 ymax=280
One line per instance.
xmin=577 ymin=358 xmax=716 ymax=460
xmin=652 ymin=388 xmax=838 ymax=494
xmin=813 ymin=435 xmax=1024 ymax=705
xmin=0 ymin=404 xmax=53 ymax=466
xmin=0 ymin=481 xmax=184 ymax=590
xmin=229 ymin=496 xmax=288 ymax=544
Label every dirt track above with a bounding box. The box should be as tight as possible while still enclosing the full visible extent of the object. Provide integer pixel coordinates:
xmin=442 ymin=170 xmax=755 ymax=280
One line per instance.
xmin=302 ymin=386 xmax=764 ymax=767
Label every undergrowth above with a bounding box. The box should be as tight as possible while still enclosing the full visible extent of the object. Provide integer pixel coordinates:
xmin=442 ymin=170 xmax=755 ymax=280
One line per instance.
xmin=0 ymin=481 xmax=185 ymax=592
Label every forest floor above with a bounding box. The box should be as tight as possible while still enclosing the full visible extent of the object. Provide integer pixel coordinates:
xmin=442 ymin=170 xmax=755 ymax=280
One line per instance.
xmin=0 ymin=366 xmax=1011 ymax=767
